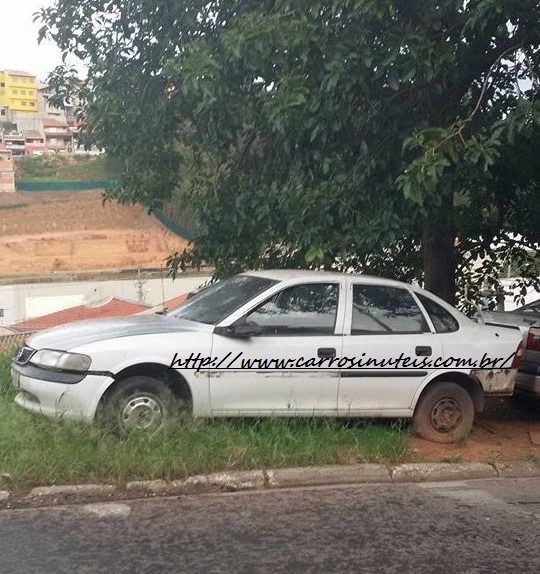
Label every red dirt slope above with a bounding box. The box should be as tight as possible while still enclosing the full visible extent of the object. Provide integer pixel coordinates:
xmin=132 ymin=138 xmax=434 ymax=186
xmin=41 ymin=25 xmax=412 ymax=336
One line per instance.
xmin=0 ymin=190 xmax=188 ymax=275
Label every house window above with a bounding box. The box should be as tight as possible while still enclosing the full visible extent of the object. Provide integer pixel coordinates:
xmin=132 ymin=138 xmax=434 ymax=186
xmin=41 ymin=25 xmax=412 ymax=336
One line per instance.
xmin=12 ymin=89 xmax=18 ymax=95
xmin=21 ymin=89 xmax=26 ymax=95
xmin=0 ymin=309 xmax=4 ymax=318
xmin=21 ymin=101 xmax=27 ymax=106
xmin=29 ymin=102 xmax=35 ymax=107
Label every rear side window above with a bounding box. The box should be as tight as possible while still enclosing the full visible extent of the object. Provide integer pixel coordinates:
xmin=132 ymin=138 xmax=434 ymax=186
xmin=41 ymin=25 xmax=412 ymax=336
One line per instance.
xmin=351 ymin=285 xmax=428 ymax=334
xmin=416 ymin=293 xmax=459 ymax=333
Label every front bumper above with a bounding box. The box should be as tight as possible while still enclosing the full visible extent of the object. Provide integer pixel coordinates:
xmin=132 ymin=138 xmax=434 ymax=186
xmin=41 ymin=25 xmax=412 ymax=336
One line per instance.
xmin=11 ymin=364 xmax=114 ymax=422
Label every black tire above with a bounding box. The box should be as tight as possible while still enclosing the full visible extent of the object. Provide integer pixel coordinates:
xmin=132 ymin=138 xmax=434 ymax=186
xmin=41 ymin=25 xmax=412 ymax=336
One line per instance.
xmin=413 ymin=382 xmax=475 ymax=443
xmin=100 ymin=376 xmax=189 ymax=431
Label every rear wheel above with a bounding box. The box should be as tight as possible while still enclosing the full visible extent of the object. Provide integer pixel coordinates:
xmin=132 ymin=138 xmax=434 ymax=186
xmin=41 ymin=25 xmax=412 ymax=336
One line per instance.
xmin=413 ymin=382 xmax=475 ymax=443
xmin=100 ymin=376 xmax=189 ymax=431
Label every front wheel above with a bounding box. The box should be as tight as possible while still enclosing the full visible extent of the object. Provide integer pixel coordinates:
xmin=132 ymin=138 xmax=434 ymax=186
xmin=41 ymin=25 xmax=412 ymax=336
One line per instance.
xmin=413 ymin=382 xmax=475 ymax=443
xmin=100 ymin=376 xmax=189 ymax=431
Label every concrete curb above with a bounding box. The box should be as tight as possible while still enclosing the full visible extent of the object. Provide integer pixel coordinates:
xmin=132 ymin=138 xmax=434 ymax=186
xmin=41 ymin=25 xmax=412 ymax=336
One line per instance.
xmin=29 ymin=484 xmax=117 ymax=498
xmin=1 ymin=462 xmax=540 ymax=509
xmin=493 ymin=461 xmax=540 ymax=478
xmin=391 ymin=462 xmax=496 ymax=482
xmin=266 ymin=464 xmax=391 ymax=488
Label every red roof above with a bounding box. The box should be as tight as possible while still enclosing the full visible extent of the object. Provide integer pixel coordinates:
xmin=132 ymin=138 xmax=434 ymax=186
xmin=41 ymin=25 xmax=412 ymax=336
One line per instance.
xmin=164 ymin=293 xmax=189 ymax=310
xmin=11 ymin=297 xmax=150 ymax=332
xmin=41 ymin=118 xmax=69 ymax=128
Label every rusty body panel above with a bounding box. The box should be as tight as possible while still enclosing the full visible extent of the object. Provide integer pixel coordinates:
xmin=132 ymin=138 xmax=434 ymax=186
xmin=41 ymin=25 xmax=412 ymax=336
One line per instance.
xmin=472 ymin=368 xmax=517 ymax=395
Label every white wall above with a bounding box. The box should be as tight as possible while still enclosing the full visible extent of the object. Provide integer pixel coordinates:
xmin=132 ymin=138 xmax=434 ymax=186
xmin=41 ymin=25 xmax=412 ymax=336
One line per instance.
xmin=500 ymin=278 xmax=539 ymax=311
xmin=0 ymin=273 xmax=210 ymax=326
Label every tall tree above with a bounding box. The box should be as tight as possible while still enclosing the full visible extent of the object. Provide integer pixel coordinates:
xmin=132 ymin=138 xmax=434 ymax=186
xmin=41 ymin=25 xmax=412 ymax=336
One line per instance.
xmin=40 ymin=0 xmax=540 ymax=308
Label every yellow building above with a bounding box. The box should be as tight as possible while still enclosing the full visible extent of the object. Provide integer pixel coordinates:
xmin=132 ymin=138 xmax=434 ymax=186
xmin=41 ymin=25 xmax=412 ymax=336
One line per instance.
xmin=0 ymin=70 xmax=38 ymax=114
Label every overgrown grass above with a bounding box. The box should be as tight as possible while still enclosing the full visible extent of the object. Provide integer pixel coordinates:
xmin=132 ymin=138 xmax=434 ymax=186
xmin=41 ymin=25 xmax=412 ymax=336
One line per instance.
xmin=15 ymin=155 xmax=122 ymax=182
xmin=0 ymin=354 xmax=409 ymax=490
xmin=0 ymin=202 xmax=28 ymax=210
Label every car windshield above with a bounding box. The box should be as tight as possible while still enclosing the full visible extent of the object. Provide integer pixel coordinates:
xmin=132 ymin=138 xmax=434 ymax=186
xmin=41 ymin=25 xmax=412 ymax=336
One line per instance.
xmin=169 ymin=275 xmax=278 ymax=325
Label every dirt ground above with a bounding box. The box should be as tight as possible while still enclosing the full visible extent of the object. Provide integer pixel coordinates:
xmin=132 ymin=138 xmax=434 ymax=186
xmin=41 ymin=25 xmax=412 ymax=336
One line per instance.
xmin=409 ymin=397 xmax=540 ymax=463
xmin=0 ymin=190 xmax=187 ymax=275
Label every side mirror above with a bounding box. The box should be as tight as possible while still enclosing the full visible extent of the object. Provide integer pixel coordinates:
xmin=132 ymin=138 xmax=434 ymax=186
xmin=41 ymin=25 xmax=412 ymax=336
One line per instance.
xmin=215 ymin=320 xmax=263 ymax=338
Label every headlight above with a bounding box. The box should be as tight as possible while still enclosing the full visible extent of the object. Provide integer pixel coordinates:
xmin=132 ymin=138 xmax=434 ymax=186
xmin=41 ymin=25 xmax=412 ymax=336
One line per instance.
xmin=31 ymin=349 xmax=92 ymax=372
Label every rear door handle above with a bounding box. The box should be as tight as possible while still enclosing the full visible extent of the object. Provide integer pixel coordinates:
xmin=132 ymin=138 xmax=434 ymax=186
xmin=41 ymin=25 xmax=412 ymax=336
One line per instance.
xmin=318 ymin=347 xmax=336 ymax=359
xmin=415 ymin=346 xmax=432 ymax=357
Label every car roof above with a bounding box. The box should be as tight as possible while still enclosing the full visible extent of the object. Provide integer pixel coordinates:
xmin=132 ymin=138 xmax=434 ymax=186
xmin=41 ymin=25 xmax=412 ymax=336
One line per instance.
xmin=240 ymin=269 xmax=469 ymax=321
xmin=241 ymin=269 xmax=416 ymax=289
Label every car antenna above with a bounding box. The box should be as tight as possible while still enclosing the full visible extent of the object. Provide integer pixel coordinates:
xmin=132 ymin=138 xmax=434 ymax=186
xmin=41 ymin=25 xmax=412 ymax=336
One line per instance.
xmin=158 ymin=263 xmax=167 ymax=315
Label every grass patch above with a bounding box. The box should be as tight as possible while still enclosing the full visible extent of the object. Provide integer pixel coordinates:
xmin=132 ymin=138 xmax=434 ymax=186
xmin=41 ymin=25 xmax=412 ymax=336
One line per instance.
xmin=0 ymin=202 xmax=28 ymax=210
xmin=523 ymin=452 xmax=540 ymax=464
xmin=15 ymin=155 xmax=121 ymax=182
xmin=439 ymin=455 xmax=463 ymax=464
xmin=0 ymin=354 xmax=409 ymax=490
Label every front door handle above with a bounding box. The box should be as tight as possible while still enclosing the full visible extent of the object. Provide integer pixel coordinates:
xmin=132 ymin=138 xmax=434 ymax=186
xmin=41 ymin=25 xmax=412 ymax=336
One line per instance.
xmin=415 ymin=346 xmax=432 ymax=357
xmin=318 ymin=347 xmax=336 ymax=359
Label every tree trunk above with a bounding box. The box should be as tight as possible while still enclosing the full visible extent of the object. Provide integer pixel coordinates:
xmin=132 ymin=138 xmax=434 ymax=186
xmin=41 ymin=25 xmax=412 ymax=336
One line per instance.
xmin=422 ymin=204 xmax=456 ymax=305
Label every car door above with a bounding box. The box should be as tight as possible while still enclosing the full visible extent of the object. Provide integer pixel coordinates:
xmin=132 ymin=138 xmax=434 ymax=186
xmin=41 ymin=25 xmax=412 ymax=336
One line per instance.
xmin=338 ymin=280 xmax=443 ymax=414
xmin=209 ymin=281 xmax=345 ymax=415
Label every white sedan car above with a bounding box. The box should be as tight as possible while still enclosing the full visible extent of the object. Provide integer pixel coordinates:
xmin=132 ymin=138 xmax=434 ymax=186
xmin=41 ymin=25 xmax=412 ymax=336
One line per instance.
xmin=11 ymin=270 xmax=522 ymax=442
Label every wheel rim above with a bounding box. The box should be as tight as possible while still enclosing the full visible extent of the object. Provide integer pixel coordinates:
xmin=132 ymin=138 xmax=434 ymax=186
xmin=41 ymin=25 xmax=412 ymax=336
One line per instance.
xmin=430 ymin=398 xmax=462 ymax=433
xmin=120 ymin=395 xmax=163 ymax=430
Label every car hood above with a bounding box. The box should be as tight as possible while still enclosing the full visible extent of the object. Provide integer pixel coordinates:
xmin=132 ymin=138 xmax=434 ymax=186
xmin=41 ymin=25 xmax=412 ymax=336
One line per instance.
xmin=26 ymin=314 xmax=212 ymax=351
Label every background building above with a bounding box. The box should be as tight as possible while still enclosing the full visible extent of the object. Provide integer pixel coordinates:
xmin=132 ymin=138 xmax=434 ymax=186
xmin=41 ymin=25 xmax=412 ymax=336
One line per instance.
xmin=37 ymin=83 xmax=66 ymax=121
xmin=0 ymin=70 xmax=94 ymax=155
xmin=23 ymin=130 xmax=45 ymax=155
xmin=0 ymin=70 xmax=39 ymax=131
xmin=41 ymin=117 xmax=73 ymax=153
xmin=1 ymin=132 xmax=25 ymax=156
xmin=0 ymin=146 xmax=15 ymax=193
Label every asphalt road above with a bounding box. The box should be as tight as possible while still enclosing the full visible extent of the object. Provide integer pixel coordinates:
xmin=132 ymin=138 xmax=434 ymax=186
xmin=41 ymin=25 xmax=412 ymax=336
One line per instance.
xmin=1 ymin=478 xmax=540 ymax=574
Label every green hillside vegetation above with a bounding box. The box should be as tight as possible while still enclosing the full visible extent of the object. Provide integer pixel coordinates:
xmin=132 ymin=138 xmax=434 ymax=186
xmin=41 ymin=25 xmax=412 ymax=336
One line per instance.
xmin=15 ymin=155 xmax=122 ymax=182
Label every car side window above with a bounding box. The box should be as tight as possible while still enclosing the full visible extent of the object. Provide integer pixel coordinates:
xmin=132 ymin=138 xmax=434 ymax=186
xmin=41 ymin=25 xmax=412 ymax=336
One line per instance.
xmin=416 ymin=293 xmax=459 ymax=333
xmin=247 ymin=283 xmax=339 ymax=335
xmin=351 ymin=285 xmax=428 ymax=334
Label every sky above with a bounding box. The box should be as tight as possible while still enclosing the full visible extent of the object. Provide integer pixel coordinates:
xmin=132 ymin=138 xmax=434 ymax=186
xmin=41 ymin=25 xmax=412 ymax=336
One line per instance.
xmin=0 ymin=0 xmax=85 ymax=82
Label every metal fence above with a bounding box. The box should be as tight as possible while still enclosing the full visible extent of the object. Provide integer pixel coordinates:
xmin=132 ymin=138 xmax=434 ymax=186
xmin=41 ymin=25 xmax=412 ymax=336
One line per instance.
xmin=0 ymin=332 xmax=34 ymax=354
xmin=16 ymin=180 xmax=119 ymax=191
